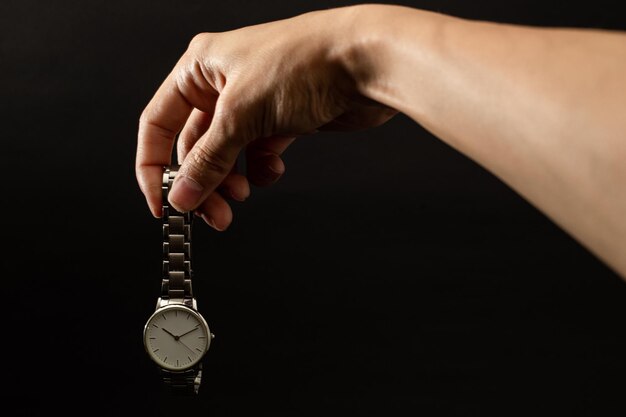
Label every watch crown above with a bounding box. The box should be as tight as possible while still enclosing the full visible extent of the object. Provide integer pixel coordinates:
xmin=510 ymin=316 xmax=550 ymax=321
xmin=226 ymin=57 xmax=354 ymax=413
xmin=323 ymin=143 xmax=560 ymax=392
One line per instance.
xmin=211 ymin=333 xmax=216 ymax=339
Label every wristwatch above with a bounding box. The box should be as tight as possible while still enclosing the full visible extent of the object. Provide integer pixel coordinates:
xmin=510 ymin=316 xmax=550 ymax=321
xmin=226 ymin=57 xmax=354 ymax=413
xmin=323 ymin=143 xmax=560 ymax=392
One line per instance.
xmin=143 ymin=165 xmax=213 ymax=394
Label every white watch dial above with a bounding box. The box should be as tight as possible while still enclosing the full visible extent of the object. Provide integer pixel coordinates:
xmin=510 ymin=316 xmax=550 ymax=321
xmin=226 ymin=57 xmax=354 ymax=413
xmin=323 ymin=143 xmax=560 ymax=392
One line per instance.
xmin=144 ymin=305 xmax=210 ymax=371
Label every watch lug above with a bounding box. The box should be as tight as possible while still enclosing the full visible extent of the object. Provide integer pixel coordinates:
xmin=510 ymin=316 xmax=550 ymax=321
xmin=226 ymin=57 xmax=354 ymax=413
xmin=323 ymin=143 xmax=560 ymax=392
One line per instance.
xmin=155 ymin=297 xmax=197 ymax=311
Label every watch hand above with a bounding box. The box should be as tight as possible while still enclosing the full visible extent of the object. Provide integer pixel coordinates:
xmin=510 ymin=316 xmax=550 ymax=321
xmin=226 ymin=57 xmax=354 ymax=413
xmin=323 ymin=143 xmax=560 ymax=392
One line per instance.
xmin=178 ymin=327 xmax=199 ymax=338
xmin=161 ymin=327 xmax=179 ymax=340
xmin=178 ymin=339 xmax=196 ymax=355
xmin=162 ymin=327 xmax=196 ymax=353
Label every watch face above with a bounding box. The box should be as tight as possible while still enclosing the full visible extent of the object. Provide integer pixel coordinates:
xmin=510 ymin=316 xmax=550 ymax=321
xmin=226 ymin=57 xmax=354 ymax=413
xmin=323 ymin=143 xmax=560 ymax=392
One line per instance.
xmin=144 ymin=305 xmax=210 ymax=371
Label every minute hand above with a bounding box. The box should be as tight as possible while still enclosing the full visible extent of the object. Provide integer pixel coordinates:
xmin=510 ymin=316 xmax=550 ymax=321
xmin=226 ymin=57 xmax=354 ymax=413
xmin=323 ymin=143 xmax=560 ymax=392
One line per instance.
xmin=178 ymin=327 xmax=199 ymax=338
xmin=161 ymin=327 xmax=178 ymax=339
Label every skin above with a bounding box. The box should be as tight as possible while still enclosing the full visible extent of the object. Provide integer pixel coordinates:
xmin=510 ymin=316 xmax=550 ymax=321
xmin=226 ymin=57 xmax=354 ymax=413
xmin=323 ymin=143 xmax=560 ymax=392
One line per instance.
xmin=136 ymin=4 xmax=626 ymax=279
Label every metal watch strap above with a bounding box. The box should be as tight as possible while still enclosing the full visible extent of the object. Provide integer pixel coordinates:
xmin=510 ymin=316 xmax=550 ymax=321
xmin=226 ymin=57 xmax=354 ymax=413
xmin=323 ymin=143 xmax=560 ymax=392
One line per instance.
xmin=161 ymin=165 xmax=201 ymax=394
xmin=162 ymin=166 xmax=193 ymax=300
xmin=160 ymin=367 xmax=203 ymax=394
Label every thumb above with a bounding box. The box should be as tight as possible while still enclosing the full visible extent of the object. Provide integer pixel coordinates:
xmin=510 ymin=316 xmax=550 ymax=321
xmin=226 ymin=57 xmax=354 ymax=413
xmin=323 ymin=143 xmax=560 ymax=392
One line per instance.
xmin=168 ymin=110 xmax=246 ymax=213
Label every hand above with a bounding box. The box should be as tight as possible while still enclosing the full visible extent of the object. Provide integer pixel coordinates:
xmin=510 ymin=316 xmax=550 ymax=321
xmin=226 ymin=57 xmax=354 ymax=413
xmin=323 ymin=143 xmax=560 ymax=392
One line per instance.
xmin=161 ymin=327 xmax=196 ymax=354
xmin=161 ymin=327 xmax=179 ymax=340
xmin=178 ymin=326 xmax=199 ymax=339
xmin=136 ymin=6 xmax=397 ymax=230
xmin=177 ymin=339 xmax=196 ymax=355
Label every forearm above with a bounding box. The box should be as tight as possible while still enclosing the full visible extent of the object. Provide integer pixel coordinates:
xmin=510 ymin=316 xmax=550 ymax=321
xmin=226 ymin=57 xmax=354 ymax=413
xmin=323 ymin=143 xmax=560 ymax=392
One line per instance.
xmin=341 ymin=5 xmax=626 ymax=277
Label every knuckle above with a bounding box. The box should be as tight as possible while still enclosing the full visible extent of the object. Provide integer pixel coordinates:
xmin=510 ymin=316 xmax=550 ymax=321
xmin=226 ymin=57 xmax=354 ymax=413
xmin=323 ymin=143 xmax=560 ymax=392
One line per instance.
xmin=191 ymin=144 xmax=231 ymax=178
xmin=138 ymin=109 xmax=149 ymax=126
xmin=138 ymin=109 xmax=178 ymax=138
xmin=187 ymin=32 xmax=212 ymax=52
xmin=138 ymin=109 xmax=158 ymax=135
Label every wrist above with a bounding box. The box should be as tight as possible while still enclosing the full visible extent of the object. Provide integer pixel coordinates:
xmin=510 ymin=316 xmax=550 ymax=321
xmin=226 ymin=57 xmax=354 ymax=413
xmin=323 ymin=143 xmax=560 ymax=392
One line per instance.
xmin=334 ymin=4 xmax=449 ymax=114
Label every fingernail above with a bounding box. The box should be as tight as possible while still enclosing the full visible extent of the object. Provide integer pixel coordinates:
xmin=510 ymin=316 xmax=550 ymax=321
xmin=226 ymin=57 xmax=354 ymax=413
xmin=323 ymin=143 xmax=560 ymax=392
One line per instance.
xmin=230 ymin=189 xmax=248 ymax=202
xmin=169 ymin=176 xmax=204 ymax=212
xmin=200 ymin=213 xmax=215 ymax=228
xmin=200 ymin=213 xmax=224 ymax=231
xmin=268 ymin=163 xmax=284 ymax=175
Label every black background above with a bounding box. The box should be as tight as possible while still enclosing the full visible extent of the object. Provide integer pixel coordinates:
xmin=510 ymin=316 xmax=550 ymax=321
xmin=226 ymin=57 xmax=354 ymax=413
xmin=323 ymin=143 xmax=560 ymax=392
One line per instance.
xmin=3 ymin=1 xmax=626 ymax=415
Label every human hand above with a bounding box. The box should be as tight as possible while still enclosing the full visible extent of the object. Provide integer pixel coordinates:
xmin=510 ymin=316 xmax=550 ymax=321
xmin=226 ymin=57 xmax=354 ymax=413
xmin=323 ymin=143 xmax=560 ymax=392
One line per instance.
xmin=136 ymin=6 xmax=397 ymax=230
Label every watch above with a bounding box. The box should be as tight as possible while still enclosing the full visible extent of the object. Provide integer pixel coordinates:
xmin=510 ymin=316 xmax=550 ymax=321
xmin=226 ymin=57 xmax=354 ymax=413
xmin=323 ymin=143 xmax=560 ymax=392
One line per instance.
xmin=143 ymin=165 xmax=213 ymax=394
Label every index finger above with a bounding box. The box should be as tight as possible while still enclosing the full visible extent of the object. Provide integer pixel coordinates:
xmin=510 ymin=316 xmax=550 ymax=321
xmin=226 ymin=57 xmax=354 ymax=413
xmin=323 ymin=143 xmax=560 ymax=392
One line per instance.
xmin=136 ymin=70 xmax=193 ymax=217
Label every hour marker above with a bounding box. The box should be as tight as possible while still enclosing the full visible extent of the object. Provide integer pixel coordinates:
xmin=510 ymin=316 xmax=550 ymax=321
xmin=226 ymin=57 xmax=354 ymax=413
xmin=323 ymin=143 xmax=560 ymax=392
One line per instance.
xmin=186 ymin=313 xmax=191 ymax=320
xmin=175 ymin=310 xmax=178 ymax=317
xmin=176 ymin=359 xmax=179 ymax=367
xmin=198 ymin=336 xmax=206 ymax=339
xmin=164 ymin=356 xmax=167 ymax=362
xmin=188 ymin=356 xmax=192 ymax=362
xmin=153 ymin=349 xmax=159 ymax=353
xmin=162 ymin=314 xmax=167 ymax=320
xmin=195 ymin=348 xmax=202 ymax=352
xmin=149 ymin=337 xmax=156 ymax=340
xmin=152 ymin=324 xmax=159 ymax=328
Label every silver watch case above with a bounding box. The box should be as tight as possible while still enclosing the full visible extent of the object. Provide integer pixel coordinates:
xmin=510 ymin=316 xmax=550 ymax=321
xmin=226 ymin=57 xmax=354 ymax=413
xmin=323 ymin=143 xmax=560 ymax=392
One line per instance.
xmin=143 ymin=299 xmax=212 ymax=371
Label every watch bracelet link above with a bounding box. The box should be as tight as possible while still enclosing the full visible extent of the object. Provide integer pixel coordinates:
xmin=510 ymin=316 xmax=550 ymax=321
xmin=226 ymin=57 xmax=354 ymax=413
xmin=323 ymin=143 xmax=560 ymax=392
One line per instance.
xmin=160 ymin=366 xmax=203 ymax=395
xmin=161 ymin=165 xmax=201 ymax=394
xmin=162 ymin=166 xmax=193 ymax=300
